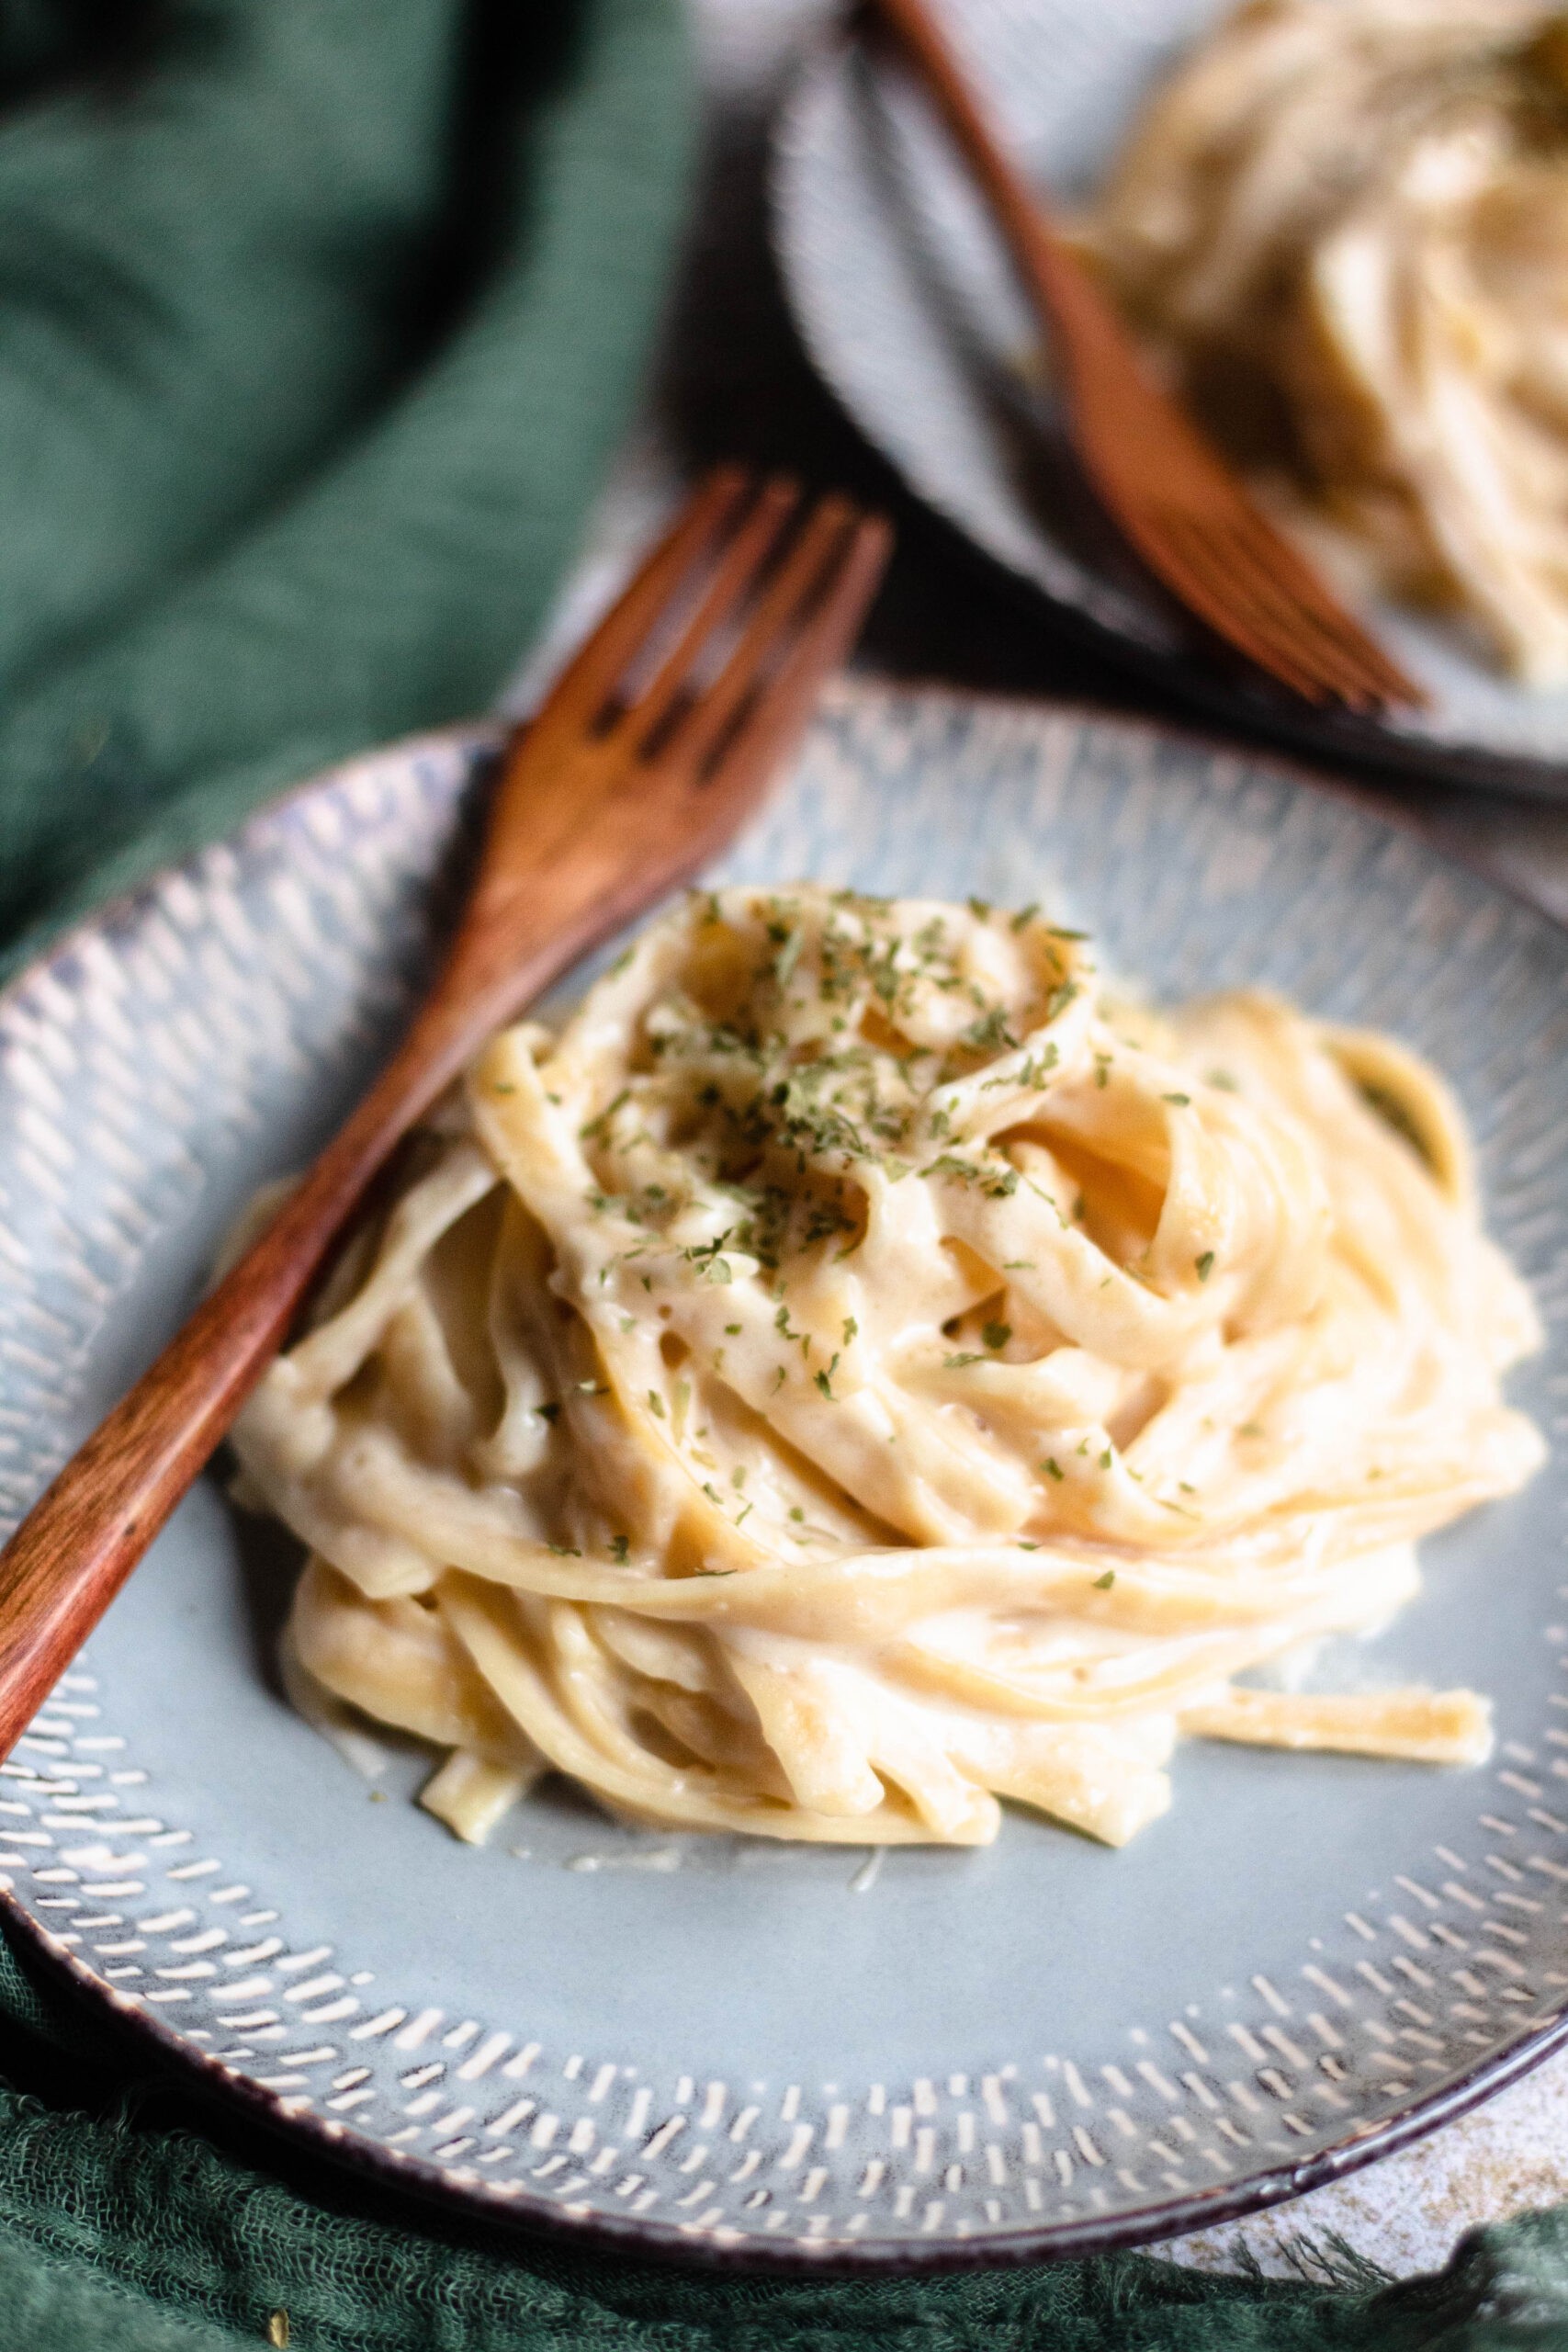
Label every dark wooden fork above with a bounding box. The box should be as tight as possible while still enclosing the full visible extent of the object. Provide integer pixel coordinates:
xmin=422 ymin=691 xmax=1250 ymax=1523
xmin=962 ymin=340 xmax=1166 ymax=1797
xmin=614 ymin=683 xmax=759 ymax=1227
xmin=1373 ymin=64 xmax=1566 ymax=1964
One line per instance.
xmin=867 ymin=0 xmax=1424 ymax=712
xmin=0 ymin=468 xmax=891 ymax=1759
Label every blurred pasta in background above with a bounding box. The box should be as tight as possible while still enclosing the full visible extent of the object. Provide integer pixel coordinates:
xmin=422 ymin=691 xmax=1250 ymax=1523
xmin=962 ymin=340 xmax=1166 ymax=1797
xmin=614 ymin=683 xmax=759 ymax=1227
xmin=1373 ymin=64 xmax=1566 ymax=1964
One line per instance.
xmin=1085 ymin=0 xmax=1568 ymax=684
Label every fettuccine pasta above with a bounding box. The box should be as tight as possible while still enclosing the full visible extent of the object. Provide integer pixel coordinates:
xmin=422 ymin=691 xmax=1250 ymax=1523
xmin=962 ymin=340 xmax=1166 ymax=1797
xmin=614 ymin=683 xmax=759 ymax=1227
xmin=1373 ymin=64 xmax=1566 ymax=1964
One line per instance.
xmin=231 ymin=887 xmax=1544 ymax=1848
xmin=1084 ymin=0 xmax=1568 ymax=684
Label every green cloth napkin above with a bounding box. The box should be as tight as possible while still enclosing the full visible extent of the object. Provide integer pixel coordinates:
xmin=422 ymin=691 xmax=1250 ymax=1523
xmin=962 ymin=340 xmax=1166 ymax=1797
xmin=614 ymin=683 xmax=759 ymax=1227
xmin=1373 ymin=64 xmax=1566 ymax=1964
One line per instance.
xmin=0 ymin=0 xmax=695 ymax=976
xmin=4 ymin=2 xmax=1568 ymax=2344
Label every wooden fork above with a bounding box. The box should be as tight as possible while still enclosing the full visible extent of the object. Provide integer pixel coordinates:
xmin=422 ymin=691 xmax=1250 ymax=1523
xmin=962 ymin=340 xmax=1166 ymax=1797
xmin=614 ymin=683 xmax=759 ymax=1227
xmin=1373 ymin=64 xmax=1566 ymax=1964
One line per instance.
xmin=0 ymin=469 xmax=891 ymax=1760
xmin=865 ymin=0 xmax=1424 ymax=712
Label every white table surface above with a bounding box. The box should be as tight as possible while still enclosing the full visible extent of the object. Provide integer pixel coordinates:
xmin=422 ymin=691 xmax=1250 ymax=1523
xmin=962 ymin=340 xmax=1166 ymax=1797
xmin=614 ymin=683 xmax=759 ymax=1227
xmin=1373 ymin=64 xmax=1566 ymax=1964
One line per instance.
xmin=520 ymin=0 xmax=1568 ymax=2276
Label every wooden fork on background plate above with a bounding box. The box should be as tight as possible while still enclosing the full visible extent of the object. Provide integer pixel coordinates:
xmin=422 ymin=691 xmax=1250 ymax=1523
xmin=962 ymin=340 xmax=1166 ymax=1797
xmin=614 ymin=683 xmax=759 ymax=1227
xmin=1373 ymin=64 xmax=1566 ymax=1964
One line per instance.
xmin=865 ymin=0 xmax=1422 ymax=713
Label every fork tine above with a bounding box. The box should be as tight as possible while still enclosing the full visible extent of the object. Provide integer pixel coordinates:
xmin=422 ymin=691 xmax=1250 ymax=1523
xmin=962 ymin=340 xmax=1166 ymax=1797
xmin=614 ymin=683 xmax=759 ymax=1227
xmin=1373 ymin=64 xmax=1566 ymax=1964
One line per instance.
xmin=525 ymin=465 xmax=751 ymax=750
xmin=1258 ymin=565 xmax=1420 ymax=707
xmin=690 ymin=510 xmax=895 ymax=806
xmin=1155 ymin=512 xmax=1397 ymax=709
xmin=1143 ymin=514 xmax=1343 ymax=695
xmin=620 ymin=476 xmax=802 ymax=747
xmin=1135 ymin=516 xmax=1334 ymax=703
xmin=1169 ymin=529 xmax=1377 ymax=707
xmin=1221 ymin=504 xmax=1420 ymax=694
xmin=1203 ymin=517 xmax=1412 ymax=707
xmin=1163 ymin=492 xmax=1422 ymax=706
xmin=662 ymin=493 xmax=873 ymax=773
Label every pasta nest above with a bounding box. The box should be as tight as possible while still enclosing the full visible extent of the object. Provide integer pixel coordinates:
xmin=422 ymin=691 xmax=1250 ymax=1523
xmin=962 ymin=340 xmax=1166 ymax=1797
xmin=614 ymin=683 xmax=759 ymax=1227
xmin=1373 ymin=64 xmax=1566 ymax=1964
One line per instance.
xmin=231 ymin=887 xmax=1543 ymax=1847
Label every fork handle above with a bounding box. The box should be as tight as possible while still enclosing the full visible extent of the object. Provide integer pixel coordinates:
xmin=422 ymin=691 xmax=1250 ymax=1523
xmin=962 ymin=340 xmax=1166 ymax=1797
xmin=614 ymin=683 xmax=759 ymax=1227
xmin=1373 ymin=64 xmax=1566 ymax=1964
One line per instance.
xmin=0 ymin=813 xmax=610 ymax=1764
xmin=865 ymin=0 xmax=1147 ymax=383
xmin=0 ymin=987 xmax=479 ymax=1761
xmin=0 ymin=469 xmax=892 ymax=1767
xmin=0 ymin=725 xmax=779 ymax=1756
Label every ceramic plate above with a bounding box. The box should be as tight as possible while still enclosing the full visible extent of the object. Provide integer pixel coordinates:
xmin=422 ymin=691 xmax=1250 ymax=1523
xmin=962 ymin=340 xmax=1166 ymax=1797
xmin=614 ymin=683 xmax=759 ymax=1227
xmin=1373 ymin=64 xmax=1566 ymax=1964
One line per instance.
xmin=774 ymin=0 xmax=1568 ymax=795
xmin=4 ymin=682 xmax=1568 ymax=2271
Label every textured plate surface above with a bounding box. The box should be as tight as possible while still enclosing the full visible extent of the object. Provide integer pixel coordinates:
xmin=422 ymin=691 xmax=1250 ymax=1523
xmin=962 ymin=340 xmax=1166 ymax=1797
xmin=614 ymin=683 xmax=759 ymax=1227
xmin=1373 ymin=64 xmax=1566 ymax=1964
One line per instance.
xmin=3 ymin=683 xmax=1568 ymax=2268
xmin=774 ymin=0 xmax=1568 ymax=792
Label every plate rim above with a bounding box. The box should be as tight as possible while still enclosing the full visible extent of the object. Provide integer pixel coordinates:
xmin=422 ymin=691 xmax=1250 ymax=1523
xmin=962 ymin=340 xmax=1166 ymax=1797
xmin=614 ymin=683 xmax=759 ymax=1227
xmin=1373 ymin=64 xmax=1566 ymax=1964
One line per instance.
xmin=772 ymin=26 xmax=1568 ymax=801
xmin=3 ymin=691 xmax=1567 ymax=2275
xmin=8 ymin=1874 xmax=1568 ymax=2278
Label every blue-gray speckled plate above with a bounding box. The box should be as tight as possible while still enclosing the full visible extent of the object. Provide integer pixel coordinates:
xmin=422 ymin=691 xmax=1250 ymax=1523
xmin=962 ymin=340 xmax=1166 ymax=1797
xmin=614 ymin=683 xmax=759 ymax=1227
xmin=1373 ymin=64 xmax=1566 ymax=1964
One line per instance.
xmin=773 ymin=0 xmax=1568 ymax=795
xmin=2 ymin=682 xmax=1567 ymax=2271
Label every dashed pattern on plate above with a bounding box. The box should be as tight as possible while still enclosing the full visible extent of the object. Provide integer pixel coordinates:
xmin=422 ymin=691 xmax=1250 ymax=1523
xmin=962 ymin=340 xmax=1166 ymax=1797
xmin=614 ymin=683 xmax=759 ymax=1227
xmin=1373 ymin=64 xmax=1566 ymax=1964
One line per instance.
xmin=1 ymin=685 xmax=1567 ymax=2263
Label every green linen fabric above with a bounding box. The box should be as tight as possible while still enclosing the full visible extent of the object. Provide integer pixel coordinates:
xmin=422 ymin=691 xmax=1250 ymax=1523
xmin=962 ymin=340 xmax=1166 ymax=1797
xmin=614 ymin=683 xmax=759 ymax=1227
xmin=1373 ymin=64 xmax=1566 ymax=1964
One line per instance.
xmin=0 ymin=0 xmax=696 ymax=976
xmin=4 ymin=2 xmax=1568 ymax=2346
